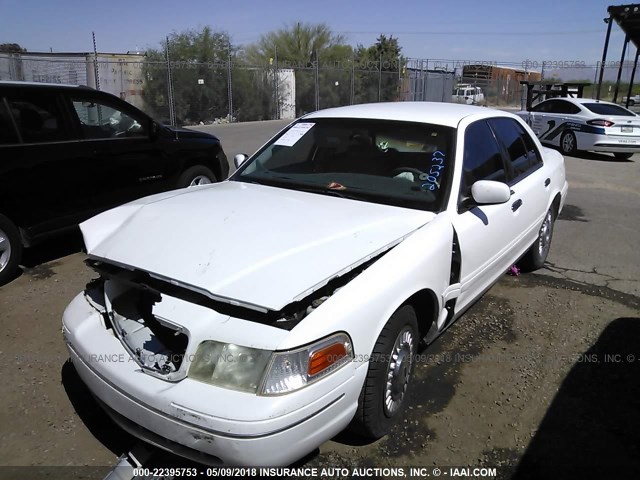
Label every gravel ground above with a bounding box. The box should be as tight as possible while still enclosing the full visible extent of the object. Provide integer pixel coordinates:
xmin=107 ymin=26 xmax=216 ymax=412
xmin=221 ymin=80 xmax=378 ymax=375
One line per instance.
xmin=0 ymin=126 xmax=639 ymax=478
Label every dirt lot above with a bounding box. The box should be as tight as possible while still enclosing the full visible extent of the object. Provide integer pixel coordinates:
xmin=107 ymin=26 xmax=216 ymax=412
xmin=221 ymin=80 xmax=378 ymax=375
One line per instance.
xmin=0 ymin=122 xmax=638 ymax=478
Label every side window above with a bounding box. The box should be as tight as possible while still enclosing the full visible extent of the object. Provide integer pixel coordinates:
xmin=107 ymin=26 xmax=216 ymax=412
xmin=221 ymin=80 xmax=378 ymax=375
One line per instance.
xmin=522 ymin=129 xmax=542 ymax=169
xmin=5 ymin=94 xmax=67 ymax=143
xmin=544 ymin=100 xmax=563 ymax=114
xmin=71 ymin=98 xmax=147 ymax=139
xmin=489 ymin=118 xmax=530 ymax=178
xmin=0 ymin=100 xmax=20 ymax=145
xmin=490 ymin=118 xmax=542 ymax=179
xmin=531 ymin=101 xmax=549 ymax=113
xmin=460 ymin=120 xmax=506 ymax=202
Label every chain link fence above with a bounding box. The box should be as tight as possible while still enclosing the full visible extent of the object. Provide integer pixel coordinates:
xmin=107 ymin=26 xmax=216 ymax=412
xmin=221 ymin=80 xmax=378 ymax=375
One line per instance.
xmin=2 ymin=53 xmax=636 ymax=125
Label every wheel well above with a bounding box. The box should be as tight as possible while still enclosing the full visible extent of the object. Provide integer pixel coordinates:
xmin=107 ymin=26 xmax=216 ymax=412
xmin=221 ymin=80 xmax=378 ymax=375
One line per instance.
xmin=403 ymin=289 xmax=438 ymax=338
xmin=182 ymin=157 xmax=220 ymax=181
xmin=181 ymin=144 xmax=226 ymax=181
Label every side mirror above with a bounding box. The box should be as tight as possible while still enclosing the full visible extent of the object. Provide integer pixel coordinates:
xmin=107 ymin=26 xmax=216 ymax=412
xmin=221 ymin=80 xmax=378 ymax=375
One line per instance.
xmin=471 ymin=180 xmax=511 ymax=205
xmin=234 ymin=153 xmax=248 ymax=168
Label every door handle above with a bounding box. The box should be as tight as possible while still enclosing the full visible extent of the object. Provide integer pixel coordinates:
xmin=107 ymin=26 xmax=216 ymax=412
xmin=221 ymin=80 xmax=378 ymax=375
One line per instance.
xmin=512 ymin=199 xmax=523 ymax=212
xmin=544 ymin=178 xmax=551 ymax=187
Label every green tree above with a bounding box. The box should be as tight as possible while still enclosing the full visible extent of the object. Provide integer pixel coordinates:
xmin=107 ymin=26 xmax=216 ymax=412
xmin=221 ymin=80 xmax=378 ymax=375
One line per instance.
xmin=144 ymin=27 xmax=231 ymax=124
xmin=354 ymin=35 xmax=404 ymax=103
xmin=0 ymin=43 xmax=26 ymax=53
xmin=247 ymin=23 xmax=352 ymax=115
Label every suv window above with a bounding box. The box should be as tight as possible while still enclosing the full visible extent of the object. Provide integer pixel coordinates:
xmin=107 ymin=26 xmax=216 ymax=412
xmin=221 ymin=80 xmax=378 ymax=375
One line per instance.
xmin=489 ymin=118 xmax=541 ymax=179
xmin=5 ymin=94 xmax=67 ymax=143
xmin=460 ymin=120 xmax=506 ymax=201
xmin=71 ymin=97 xmax=147 ymax=139
xmin=532 ymin=99 xmax=580 ymax=114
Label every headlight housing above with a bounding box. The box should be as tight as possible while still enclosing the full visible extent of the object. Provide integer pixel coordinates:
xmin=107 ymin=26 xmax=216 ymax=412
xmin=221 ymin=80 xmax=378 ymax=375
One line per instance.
xmin=188 ymin=333 xmax=353 ymax=395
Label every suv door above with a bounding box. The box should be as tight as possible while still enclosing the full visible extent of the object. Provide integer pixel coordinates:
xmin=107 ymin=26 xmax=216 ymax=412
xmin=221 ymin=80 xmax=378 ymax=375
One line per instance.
xmin=0 ymin=88 xmax=94 ymax=239
xmin=66 ymin=93 xmax=168 ymax=212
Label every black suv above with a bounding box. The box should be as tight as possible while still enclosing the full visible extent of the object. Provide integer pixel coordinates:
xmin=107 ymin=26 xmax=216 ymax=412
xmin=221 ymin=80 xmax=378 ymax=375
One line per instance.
xmin=0 ymin=81 xmax=228 ymax=284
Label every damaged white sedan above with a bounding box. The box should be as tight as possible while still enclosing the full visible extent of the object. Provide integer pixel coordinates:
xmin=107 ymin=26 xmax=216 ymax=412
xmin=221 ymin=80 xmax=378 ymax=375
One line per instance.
xmin=63 ymin=102 xmax=568 ymax=466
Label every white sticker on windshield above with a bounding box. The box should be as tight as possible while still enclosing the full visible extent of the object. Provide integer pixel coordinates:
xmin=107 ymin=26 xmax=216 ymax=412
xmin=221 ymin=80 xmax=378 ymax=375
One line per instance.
xmin=274 ymin=122 xmax=315 ymax=146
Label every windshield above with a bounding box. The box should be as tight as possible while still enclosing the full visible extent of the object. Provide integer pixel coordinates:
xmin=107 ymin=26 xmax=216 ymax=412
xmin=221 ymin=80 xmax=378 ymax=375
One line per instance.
xmin=232 ymin=118 xmax=455 ymax=212
xmin=583 ymin=103 xmax=636 ymax=116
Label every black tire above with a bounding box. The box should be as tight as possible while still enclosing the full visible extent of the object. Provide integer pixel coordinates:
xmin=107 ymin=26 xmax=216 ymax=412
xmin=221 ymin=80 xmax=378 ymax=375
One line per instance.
xmin=560 ymin=131 xmax=577 ymax=155
xmin=177 ymin=165 xmax=216 ymax=189
xmin=614 ymin=152 xmax=634 ymax=160
xmin=0 ymin=214 xmax=23 ymax=286
xmin=628 ymin=100 xmax=635 ymax=107
xmin=519 ymin=206 xmax=555 ymax=272
xmin=350 ymin=305 xmax=419 ymax=439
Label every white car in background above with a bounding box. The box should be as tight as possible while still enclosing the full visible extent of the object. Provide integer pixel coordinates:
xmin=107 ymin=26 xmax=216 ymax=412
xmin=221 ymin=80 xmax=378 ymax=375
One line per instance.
xmin=62 ymin=102 xmax=567 ymax=466
xmin=516 ymin=97 xmax=640 ymax=159
xmin=452 ymin=84 xmax=485 ymax=105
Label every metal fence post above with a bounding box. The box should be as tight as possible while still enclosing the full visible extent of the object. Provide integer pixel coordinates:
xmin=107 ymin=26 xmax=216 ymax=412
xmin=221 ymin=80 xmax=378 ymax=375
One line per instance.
xmin=314 ymin=50 xmax=320 ymax=111
xmin=274 ymin=45 xmax=279 ymax=120
xmin=350 ymin=52 xmax=355 ymax=105
xmin=165 ymin=36 xmax=176 ymax=126
xmin=92 ymin=31 xmax=100 ymax=91
xmin=227 ymin=42 xmax=233 ymax=122
xmin=378 ymin=52 xmax=382 ymax=102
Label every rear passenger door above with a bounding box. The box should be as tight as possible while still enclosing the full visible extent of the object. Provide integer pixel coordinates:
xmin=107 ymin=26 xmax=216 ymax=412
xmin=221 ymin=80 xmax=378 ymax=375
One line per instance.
xmin=488 ymin=117 xmax=549 ymax=255
xmin=66 ymin=93 xmax=166 ymax=212
xmin=0 ymin=88 xmax=94 ymax=238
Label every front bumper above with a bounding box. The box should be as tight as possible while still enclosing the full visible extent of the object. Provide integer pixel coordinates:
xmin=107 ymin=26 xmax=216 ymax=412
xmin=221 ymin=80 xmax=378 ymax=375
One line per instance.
xmin=63 ymin=293 xmax=365 ymax=466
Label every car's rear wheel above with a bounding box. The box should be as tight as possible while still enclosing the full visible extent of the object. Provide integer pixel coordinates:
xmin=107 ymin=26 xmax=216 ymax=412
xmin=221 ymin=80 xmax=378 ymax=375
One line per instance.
xmin=560 ymin=131 xmax=577 ymax=155
xmin=177 ymin=165 xmax=216 ymax=188
xmin=519 ymin=206 xmax=555 ymax=272
xmin=350 ymin=305 xmax=419 ymax=439
xmin=0 ymin=214 xmax=22 ymax=286
xmin=614 ymin=152 xmax=634 ymax=160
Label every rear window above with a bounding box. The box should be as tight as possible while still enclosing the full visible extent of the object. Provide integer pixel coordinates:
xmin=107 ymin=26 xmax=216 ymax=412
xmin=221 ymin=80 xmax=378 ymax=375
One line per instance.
xmin=582 ymin=103 xmax=636 ymax=116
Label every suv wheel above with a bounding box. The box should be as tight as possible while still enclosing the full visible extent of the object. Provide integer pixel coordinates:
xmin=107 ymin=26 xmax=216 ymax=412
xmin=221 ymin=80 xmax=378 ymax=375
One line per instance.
xmin=177 ymin=166 xmax=217 ymax=188
xmin=0 ymin=214 xmax=22 ymax=286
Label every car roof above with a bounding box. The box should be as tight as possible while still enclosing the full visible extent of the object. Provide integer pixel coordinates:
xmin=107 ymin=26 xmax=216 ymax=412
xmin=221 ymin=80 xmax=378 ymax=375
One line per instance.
xmin=303 ymin=102 xmax=508 ymax=128
xmin=539 ymin=96 xmax=618 ymax=107
xmin=0 ymin=80 xmax=93 ymax=90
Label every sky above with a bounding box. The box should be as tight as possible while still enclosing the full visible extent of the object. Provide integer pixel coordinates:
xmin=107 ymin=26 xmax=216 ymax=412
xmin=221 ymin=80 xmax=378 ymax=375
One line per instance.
xmin=0 ymin=0 xmax=633 ymax=67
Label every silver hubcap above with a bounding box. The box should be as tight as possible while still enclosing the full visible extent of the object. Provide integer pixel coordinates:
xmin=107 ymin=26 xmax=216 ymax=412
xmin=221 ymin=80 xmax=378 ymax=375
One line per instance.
xmin=562 ymin=133 xmax=575 ymax=152
xmin=188 ymin=175 xmax=212 ymax=187
xmin=0 ymin=228 xmax=11 ymax=271
xmin=538 ymin=210 xmax=553 ymax=257
xmin=384 ymin=326 xmax=415 ymax=416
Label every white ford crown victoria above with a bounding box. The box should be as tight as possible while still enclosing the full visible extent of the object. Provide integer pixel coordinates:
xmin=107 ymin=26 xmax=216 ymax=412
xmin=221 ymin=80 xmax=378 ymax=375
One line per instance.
xmin=63 ymin=102 xmax=567 ymax=466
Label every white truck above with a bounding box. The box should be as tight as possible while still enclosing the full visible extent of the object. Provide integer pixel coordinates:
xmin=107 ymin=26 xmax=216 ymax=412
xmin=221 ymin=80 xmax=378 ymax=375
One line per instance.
xmin=622 ymin=93 xmax=640 ymax=106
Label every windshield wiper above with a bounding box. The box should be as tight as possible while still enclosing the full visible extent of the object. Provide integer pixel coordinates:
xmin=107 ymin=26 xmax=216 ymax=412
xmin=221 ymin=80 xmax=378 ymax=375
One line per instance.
xmin=292 ymin=184 xmax=364 ymax=200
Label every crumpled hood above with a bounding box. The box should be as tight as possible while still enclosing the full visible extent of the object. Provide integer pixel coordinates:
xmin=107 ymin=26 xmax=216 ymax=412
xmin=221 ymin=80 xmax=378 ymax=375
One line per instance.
xmin=81 ymin=181 xmax=434 ymax=311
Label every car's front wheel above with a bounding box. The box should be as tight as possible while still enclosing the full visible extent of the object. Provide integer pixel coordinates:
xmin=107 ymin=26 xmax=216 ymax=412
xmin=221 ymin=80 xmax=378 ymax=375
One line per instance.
xmin=350 ymin=305 xmax=419 ymax=439
xmin=0 ymin=214 xmax=22 ymax=286
xmin=519 ymin=206 xmax=555 ymax=272
xmin=177 ymin=165 xmax=217 ymax=188
xmin=560 ymin=131 xmax=577 ymax=155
